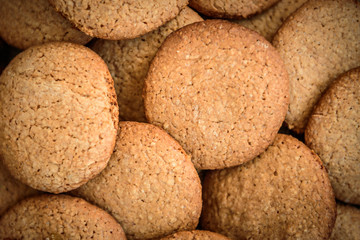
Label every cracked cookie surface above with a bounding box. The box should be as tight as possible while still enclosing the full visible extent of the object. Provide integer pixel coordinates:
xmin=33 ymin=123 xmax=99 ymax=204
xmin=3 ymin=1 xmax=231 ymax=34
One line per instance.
xmin=49 ymin=0 xmax=188 ymax=40
xmin=235 ymin=0 xmax=307 ymax=41
xmin=0 ymin=0 xmax=92 ymax=49
xmin=305 ymin=67 xmax=360 ymax=205
xmin=0 ymin=194 xmax=126 ymax=239
xmin=92 ymin=7 xmax=203 ymax=122
xmin=201 ymin=134 xmax=336 ymax=240
xmin=272 ymin=0 xmax=360 ymax=133
xmin=73 ymin=121 xmax=202 ymax=240
xmin=144 ymin=20 xmax=289 ymax=170
xmin=189 ymin=0 xmax=280 ymax=19
xmin=0 ymin=42 xmax=119 ymax=193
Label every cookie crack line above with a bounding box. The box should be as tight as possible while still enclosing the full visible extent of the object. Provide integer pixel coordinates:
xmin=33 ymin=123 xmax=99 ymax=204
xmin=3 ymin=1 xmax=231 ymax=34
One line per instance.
xmin=0 ymin=42 xmax=118 ymax=193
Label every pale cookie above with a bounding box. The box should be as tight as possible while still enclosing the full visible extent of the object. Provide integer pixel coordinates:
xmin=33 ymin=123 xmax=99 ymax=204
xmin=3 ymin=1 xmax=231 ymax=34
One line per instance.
xmin=236 ymin=0 xmax=307 ymax=41
xmin=0 ymin=42 xmax=119 ymax=193
xmin=0 ymin=194 xmax=126 ymax=239
xmin=49 ymin=0 xmax=188 ymax=40
xmin=92 ymin=7 xmax=203 ymax=122
xmin=0 ymin=0 xmax=92 ymax=49
xmin=189 ymin=0 xmax=280 ymax=19
xmin=272 ymin=0 xmax=360 ymax=133
xmin=0 ymin=160 xmax=39 ymax=216
xmin=201 ymin=134 xmax=336 ymax=239
xmin=73 ymin=122 xmax=202 ymax=240
xmin=305 ymin=67 xmax=360 ymax=205
xmin=330 ymin=203 xmax=360 ymax=240
xmin=144 ymin=20 xmax=289 ymax=170
xmin=161 ymin=230 xmax=230 ymax=240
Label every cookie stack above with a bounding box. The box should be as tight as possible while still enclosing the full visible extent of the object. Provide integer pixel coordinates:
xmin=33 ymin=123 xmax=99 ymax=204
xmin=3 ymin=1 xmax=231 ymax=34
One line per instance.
xmin=0 ymin=0 xmax=359 ymax=239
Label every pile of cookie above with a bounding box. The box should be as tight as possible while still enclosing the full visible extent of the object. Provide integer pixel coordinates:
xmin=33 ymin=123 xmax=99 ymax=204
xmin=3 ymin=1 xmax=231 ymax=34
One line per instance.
xmin=0 ymin=0 xmax=359 ymax=239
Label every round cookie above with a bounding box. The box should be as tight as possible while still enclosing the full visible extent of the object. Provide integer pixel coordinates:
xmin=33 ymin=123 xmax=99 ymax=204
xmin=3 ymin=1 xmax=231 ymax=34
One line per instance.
xmin=0 ymin=194 xmax=126 ymax=239
xmin=0 ymin=42 xmax=119 ymax=193
xmin=330 ymin=203 xmax=360 ymax=240
xmin=0 ymin=0 xmax=92 ymax=49
xmin=161 ymin=230 xmax=230 ymax=240
xmin=73 ymin=121 xmax=202 ymax=240
xmin=48 ymin=0 xmax=188 ymax=40
xmin=189 ymin=0 xmax=280 ymax=19
xmin=201 ymin=134 xmax=336 ymax=240
xmin=235 ymin=0 xmax=308 ymax=41
xmin=272 ymin=0 xmax=360 ymax=133
xmin=92 ymin=7 xmax=203 ymax=122
xmin=144 ymin=20 xmax=289 ymax=170
xmin=0 ymin=160 xmax=39 ymax=216
xmin=305 ymin=67 xmax=360 ymax=205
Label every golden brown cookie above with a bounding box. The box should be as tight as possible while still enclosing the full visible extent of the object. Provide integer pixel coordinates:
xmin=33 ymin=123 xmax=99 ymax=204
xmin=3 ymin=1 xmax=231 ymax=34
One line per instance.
xmin=272 ymin=0 xmax=360 ymax=133
xmin=201 ymin=134 xmax=336 ymax=239
xmin=49 ymin=0 xmax=188 ymax=40
xmin=144 ymin=20 xmax=289 ymax=170
xmin=305 ymin=67 xmax=360 ymax=205
xmin=0 ymin=0 xmax=92 ymax=49
xmin=330 ymin=203 xmax=360 ymax=240
xmin=160 ymin=230 xmax=230 ymax=240
xmin=0 ymin=194 xmax=126 ymax=239
xmin=0 ymin=42 xmax=119 ymax=193
xmin=235 ymin=0 xmax=307 ymax=41
xmin=189 ymin=0 xmax=280 ymax=19
xmin=92 ymin=7 xmax=203 ymax=122
xmin=73 ymin=122 xmax=202 ymax=240
xmin=0 ymin=160 xmax=39 ymax=216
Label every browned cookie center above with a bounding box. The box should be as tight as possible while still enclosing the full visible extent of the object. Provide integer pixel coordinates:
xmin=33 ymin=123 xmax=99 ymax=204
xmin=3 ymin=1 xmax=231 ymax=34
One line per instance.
xmin=305 ymin=67 xmax=360 ymax=205
xmin=272 ymin=0 xmax=360 ymax=132
xmin=144 ymin=20 xmax=289 ymax=169
xmin=0 ymin=42 xmax=118 ymax=193
xmin=201 ymin=134 xmax=336 ymax=239
xmin=74 ymin=122 xmax=202 ymax=240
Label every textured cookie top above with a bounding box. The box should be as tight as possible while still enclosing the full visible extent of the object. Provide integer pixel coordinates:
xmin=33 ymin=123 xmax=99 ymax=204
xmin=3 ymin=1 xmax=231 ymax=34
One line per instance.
xmin=92 ymin=7 xmax=203 ymax=122
xmin=161 ymin=230 xmax=230 ymax=240
xmin=0 ymin=42 xmax=119 ymax=193
xmin=305 ymin=67 xmax=360 ymax=205
xmin=74 ymin=122 xmax=202 ymax=240
xmin=330 ymin=203 xmax=360 ymax=240
xmin=201 ymin=134 xmax=336 ymax=240
xmin=0 ymin=0 xmax=92 ymax=49
xmin=0 ymin=160 xmax=39 ymax=216
xmin=49 ymin=0 xmax=188 ymax=40
xmin=144 ymin=20 xmax=289 ymax=170
xmin=189 ymin=0 xmax=280 ymax=19
xmin=0 ymin=194 xmax=126 ymax=239
xmin=236 ymin=0 xmax=307 ymax=41
xmin=272 ymin=0 xmax=360 ymax=132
